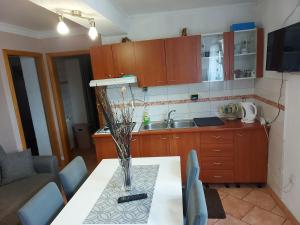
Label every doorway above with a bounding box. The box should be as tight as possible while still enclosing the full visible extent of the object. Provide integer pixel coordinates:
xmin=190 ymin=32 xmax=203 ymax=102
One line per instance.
xmin=2 ymin=50 xmax=59 ymax=158
xmin=47 ymin=51 xmax=99 ymax=171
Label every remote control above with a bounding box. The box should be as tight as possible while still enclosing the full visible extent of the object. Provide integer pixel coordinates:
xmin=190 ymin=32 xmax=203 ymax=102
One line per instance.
xmin=117 ymin=193 xmax=148 ymax=203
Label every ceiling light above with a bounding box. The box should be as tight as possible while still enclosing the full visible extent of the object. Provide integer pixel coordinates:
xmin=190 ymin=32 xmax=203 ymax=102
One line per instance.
xmin=88 ymin=20 xmax=98 ymax=40
xmin=57 ymin=15 xmax=69 ymax=35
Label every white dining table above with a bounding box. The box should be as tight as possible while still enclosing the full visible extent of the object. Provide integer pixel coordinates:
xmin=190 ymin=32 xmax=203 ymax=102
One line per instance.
xmin=51 ymin=156 xmax=184 ymax=225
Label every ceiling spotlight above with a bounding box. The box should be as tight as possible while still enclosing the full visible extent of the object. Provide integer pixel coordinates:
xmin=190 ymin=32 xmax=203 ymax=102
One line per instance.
xmin=57 ymin=15 xmax=69 ymax=35
xmin=88 ymin=19 xmax=98 ymax=40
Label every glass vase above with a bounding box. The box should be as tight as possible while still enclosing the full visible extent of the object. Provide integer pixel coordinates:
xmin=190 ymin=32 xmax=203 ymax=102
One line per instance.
xmin=119 ymin=156 xmax=132 ymax=191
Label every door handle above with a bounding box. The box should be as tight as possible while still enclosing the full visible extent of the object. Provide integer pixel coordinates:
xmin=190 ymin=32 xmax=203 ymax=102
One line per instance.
xmin=212 ymin=135 xmax=221 ymax=139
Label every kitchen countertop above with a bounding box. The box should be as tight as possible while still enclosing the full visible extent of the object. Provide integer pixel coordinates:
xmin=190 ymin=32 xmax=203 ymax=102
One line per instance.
xmin=92 ymin=119 xmax=266 ymax=138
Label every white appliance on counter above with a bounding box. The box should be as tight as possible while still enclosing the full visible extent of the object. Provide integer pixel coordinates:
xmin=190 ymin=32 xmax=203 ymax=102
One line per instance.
xmin=240 ymin=102 xmax=257 ymax=123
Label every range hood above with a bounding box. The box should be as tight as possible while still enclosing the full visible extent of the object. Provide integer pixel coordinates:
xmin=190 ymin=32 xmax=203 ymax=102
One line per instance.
xmin=89 ymin=76 xmax=137 ymax=87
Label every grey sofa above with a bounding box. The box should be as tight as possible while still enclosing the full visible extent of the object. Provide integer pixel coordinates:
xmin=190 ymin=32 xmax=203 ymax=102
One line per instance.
xmin=0 ymin=155 xmax=59 ymax=225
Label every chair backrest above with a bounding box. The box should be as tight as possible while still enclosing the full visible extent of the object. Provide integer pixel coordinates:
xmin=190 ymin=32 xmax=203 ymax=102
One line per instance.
xmin=186 ymin=150 xmax=200 ymax=206
xmin=59 ymin=156 xmax=88 ymax=200
xmin=186 ymin=180 xmax=208 ymax=225
xmin=18 ymin=182 xmax=64 ymax=225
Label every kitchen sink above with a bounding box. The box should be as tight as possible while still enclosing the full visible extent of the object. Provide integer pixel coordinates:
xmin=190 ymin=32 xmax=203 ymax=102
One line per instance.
xmin=170 ymin=119 xmax=196 ymax=129
xmin=141 ymin=121 xmax=168 ymax=131
xmin=140 ymin=119 xmax=196 ymax=131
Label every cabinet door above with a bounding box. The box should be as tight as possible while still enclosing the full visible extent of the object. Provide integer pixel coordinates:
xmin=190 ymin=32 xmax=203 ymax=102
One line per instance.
xmin=134 ymin=39 xmax=167 ymax=87
xmin=90 ymin=45 xmax=115 ymax=79
xmin=94 ymin=137 xmax=117 ymax=162
xmin=165 ymin=36 xmax=201 ymax=84
xmin=169 ymin=133 xmax=199 ymax=183
xmin=131 ymin=136 xmax=140 ymax=157
xmin=235 ymin=129 xmax=268 ymax=183
xmin=224 ymin=32 xmax=234 ymax=80
xmin=139 ymin=134 xmax=170 ymax=157
xmin=112 ymin=42 xmax=136 ymax=77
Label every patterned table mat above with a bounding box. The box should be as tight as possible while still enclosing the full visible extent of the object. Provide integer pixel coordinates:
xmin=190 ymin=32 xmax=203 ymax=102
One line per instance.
xmin=84 ymin=165 xmax=160 ymax=224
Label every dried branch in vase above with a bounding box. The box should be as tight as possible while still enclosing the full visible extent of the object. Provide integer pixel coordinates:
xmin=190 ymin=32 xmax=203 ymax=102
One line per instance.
xmin=95 ymin=86 xmax=134 ymax=160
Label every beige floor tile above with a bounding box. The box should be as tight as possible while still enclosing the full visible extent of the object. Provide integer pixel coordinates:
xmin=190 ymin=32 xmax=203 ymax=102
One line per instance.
xmin=215 ymin=214 xmax=249 ymax=225
xmin=243 ymin=190 xmax=276 ymax=211
xmin=222 ymin=195 xmax=254 ymax=219
xmin=220 ymin=188 xmax=253 ymax=199
xmin=217 ymin=189 xmax=229 ymax=200
xmin=242 ymin=207 xmax=286 ymax=225
xmin=272 ymin=206 xmax=287 ymax=218
xmin=207 ymin=219 xmax=219 ymax=225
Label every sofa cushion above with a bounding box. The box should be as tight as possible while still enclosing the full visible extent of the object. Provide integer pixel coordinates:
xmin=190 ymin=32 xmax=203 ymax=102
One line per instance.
xmin=0 ymin=173 xmax=56 ymax=225
xmin=0 ymin=150 xmax=36 ymax=185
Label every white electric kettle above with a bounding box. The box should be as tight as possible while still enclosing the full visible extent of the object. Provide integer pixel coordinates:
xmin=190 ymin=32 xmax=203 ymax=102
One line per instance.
xmin=240 ymin=102 xmax=257 ymax=123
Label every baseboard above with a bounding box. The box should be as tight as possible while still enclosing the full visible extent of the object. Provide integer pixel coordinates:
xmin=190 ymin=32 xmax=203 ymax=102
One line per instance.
xmin=266 ymin=185 xmax=300 ymax=225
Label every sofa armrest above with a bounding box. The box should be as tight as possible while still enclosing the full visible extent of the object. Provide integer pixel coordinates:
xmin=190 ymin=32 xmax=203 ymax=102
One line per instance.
xmin=32 ymin=155 xmax=59 ymax=175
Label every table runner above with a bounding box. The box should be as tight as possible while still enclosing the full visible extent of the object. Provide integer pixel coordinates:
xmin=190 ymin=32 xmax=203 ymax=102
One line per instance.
xmin=84 ymin=165 xmax=159 ymax=224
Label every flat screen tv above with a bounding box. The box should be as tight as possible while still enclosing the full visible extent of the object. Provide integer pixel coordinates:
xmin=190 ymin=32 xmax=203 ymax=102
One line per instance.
xmin=266 ymin=22 xmax=300 ymax=72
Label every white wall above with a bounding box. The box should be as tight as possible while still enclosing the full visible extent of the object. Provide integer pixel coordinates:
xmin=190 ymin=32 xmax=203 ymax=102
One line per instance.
xmin=20 ymin=56 xmax=52 ymax=155
xmin=256 ymin=0 xmax=300 ymax=221
xmin=102 ymin=3 xmax=257 ymax=44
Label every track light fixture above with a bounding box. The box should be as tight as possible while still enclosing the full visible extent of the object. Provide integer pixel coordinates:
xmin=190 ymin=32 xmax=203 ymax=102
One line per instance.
xmin=57 ymin=15 xmax=69 ymax=35
xmin=56 ymin=10 xmax=99 ymax=41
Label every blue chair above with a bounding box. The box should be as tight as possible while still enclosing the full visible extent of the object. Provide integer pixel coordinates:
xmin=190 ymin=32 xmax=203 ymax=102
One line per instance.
xmin=185 ymin=150 xmax=200 ymax=206
xmin=18 ymin=182 xmax=64 ymax=225
xmin=186 ymin=180 xmax=208 ymax=225
xmin=59 ymin=156 xmax=88 ymax=200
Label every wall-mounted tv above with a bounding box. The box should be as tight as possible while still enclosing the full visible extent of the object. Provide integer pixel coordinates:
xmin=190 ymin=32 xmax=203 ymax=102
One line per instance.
xmin=266 ymin=22 xmax=300 ymax=72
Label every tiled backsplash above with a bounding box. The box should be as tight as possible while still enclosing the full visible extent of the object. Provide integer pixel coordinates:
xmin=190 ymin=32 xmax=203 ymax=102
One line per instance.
xmin=107 ymin=79 xmax=255 ymax=122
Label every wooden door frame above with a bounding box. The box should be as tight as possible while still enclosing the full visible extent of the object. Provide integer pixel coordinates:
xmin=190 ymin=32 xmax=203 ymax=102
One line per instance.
xmin=46 ymin=50 xmax=90 ymax=166
xmin=2 ymin=49 xmax=60 ymax=160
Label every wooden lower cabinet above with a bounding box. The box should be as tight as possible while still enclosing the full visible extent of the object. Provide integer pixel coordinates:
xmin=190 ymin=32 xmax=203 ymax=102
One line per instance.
xmin=234 ymin=129 xmax=268 ymax=183
xmin=94 ymin=135 xmax=140 ymax=162
xmin=139 ymin=134 xmax=170 ymax=157
xmin=94 ymin=125 xmax=268 ymax=184
xmin=169 ymin=133 xmax=199 ymax=183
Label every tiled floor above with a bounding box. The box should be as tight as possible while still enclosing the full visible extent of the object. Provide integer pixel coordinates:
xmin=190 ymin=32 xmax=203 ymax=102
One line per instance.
xmin=208 ymin=186 xmax=294 ymax=225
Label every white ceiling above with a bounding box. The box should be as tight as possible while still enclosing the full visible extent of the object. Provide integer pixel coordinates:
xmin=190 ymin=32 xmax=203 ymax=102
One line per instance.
xmin=0 ymin=0 xmax=84 ymax=31
xmin=110 ymin=0 xmax=258 ymax=15
xmin=0 ymin=0 xmax=257 ymax=38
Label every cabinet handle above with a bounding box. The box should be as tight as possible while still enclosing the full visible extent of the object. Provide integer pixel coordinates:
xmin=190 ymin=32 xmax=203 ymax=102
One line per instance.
xmin=161 ymin=137 xmax=168 ymax=140
xmin=174 ymin=136 xmax=180 ymax=139
xmin=213 ymin=162 xmax=222 ymax=165
xmin=213 ymin=175 xmax=222 ymax=178
xmin=212 ymin=149 xmax=222 ymax=152
xmin=132 ymin=139 xmax=137 ymax=142
xmin=108 ymin=74 xmax=112 ymax=78
xmin=237 ymin=133 xmax=244 ymax=137
xmin=212 ymin=135 xmax=221 ymax=139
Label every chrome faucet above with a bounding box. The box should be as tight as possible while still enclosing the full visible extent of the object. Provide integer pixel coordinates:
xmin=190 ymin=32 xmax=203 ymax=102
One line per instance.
xmin=166 ymin=110 xmax=176 ymax=127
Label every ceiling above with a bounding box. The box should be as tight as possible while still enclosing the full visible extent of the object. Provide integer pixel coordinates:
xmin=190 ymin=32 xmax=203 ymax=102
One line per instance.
xmin=0 ymin=0 xmax=84 ymax=31
xmin=110 ymin=0 xmax=258 ymax=15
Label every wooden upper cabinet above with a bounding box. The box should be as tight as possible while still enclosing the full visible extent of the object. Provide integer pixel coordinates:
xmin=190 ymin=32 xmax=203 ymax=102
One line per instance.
xmin=90 ymin=45 xmax=115 ymax=79
xmin=165 ymin=35 xmax=201 ymax=85
xmin=111 ymin=42 xmax=136 ymax=77
xmin=256 ymin=28 xmax=264 ymax=78
xmin=223 ymin=32 xmax=234 ymax=80
xmin=134 ymin=39 xmax=167 ymax=87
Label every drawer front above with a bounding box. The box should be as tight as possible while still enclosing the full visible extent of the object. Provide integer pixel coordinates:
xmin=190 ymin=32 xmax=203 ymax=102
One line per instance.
xmin=200 ymin=157 xmax=234 ymax=170
xmin=201 ymin=170 xmax=234 ymax=183
xmin=200 ymin=144 xmax=234 ymax=157
xmin=201 ymin=132 xmax=233 ymax=144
